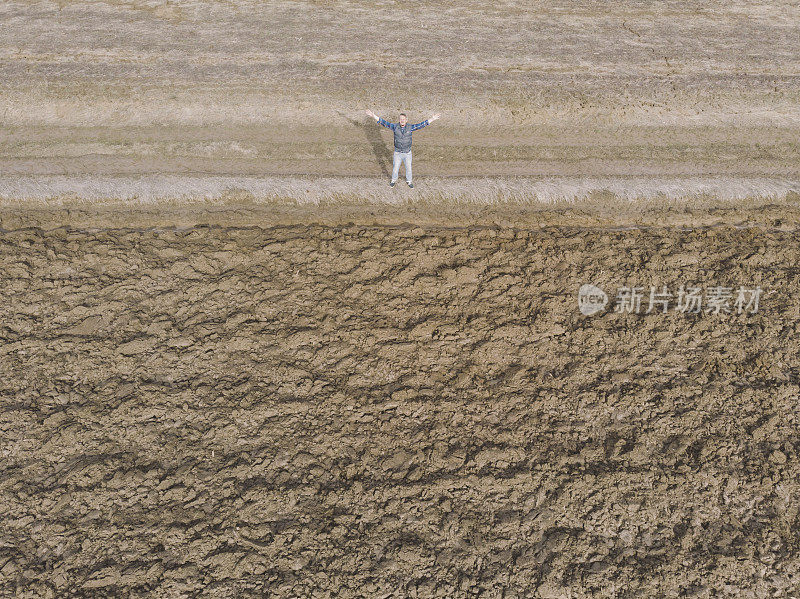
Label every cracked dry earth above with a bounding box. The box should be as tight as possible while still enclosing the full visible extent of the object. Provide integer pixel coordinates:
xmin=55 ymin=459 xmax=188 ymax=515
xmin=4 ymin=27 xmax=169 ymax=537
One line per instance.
xmin=2 ymin=222 xmax=800 ymax=598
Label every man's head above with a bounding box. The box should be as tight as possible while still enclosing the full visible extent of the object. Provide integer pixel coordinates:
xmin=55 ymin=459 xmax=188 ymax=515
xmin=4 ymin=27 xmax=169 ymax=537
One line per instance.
xmin=399 ymin=113 xmax=407 ymax=126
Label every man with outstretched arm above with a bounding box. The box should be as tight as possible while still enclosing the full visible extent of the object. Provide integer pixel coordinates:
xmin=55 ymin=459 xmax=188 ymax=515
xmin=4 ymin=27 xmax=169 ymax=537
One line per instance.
xmin=366 ymin=110 xmax=440 ymax=188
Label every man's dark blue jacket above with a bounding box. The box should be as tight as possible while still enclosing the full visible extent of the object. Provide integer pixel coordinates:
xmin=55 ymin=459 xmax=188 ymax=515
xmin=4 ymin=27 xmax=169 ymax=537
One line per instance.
xmin=377 ymin=118 xmax=430 ymax=152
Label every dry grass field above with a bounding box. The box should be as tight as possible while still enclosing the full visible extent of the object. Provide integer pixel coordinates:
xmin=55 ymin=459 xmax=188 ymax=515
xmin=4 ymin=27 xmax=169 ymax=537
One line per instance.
xmin=1 ymin=0 xmax=799 ymax=193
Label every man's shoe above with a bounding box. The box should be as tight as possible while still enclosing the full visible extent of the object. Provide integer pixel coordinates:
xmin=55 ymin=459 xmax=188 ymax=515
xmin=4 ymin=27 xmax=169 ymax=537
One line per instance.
xmin=390 ymin=181 xmax=396 ymax=187
xmin=407 ymin=182 xmax=414 ymax=188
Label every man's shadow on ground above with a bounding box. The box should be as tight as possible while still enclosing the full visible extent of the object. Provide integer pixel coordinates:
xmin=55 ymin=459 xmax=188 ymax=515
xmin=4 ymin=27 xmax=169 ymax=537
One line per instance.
xmin=336 ymin=110 xmax=392 ymax=178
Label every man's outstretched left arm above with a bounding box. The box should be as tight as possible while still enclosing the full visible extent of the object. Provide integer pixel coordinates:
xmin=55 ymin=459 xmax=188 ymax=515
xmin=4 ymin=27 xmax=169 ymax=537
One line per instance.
xmin=411 ymin=113 xmax=441 ymax=131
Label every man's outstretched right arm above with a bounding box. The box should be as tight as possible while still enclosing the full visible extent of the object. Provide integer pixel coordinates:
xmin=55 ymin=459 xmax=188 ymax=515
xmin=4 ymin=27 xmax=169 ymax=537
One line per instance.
xmin=366 ymin=109 xmax=395 ymax=130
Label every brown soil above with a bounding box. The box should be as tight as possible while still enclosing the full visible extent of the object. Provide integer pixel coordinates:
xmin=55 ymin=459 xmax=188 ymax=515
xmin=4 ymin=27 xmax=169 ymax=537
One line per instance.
xmin=2 ymin=210 xmax=799 ymax=598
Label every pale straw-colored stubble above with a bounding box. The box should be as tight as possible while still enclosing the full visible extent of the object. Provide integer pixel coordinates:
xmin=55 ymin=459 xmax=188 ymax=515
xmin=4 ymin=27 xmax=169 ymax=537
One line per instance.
xmin=0 ymin=175 xmax=797 ymax=210
xmin=1 ymin=0 xmax=799 ymax=208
